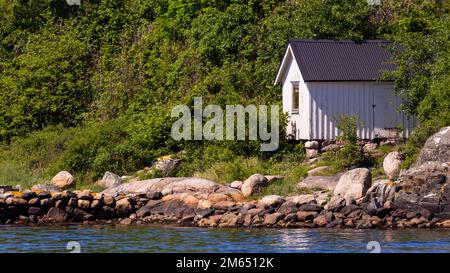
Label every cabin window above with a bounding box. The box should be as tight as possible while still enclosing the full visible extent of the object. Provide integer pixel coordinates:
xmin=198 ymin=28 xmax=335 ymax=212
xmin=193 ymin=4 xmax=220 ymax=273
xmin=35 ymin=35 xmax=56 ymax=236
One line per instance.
xmin=291 ymin=83 xmax=299 ymax=114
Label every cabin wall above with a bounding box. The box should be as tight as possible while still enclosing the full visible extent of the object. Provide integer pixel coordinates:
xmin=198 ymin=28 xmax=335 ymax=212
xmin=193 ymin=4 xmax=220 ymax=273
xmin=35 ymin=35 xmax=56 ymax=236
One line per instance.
xmin=306 ymin=81 xmax=416 ymax=140
xmin=281 ymin=50 xmax=310 ymax=139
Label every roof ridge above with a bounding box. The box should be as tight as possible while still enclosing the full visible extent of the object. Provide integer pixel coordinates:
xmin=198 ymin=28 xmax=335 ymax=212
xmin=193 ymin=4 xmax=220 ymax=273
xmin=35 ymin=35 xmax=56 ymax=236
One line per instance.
xmin=288 ymin=38 xmax=391 ymax=44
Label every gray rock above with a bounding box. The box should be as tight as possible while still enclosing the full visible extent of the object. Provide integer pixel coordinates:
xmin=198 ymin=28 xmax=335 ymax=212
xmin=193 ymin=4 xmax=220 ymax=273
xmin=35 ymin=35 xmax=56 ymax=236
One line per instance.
xmin=415 ymin=126 xmax=450 ymax=165
xmin=263 ymin=213 xmax=284 ymax=225
xmin=241 ymin=174 xmax=269 ymax=197
xmin=298 ymin=175 xmax=340 ymax=192
xmin=116 ymin=197 xmax=134 ymax=218
xmin=321 ymin=144 xmax=341 ymax=153
xmin=305 ymin=141 xmax=319 ymax=149
xmin=51 ymin=171 xmax=75 ymax=189
xmin=31 ymin=184 xmax=60 ymax=192
xmin=325 ymin=196 xmax=346 ymax=212
xmin=334 ymin=168 xmax=372 ymax=200
xmin=258 ymin=195 xmax=285 ymax=208
xmin=28 ymin=207 xmax=43 ymax=216
xmin=0 ymin=186 xmax=14 ymax=193
xmin=71 ymin=208 xmax=95 ymax=222
xmin=97 ymin=171 xmax=123 ymax=189
xmin=95 ymin=206 xmax=116 ymax=220
xmin=284 ymin=213 xmax=298 ymax=223
xmin=146 ymin=191 xmax=163 ymax=200
xmin=298 ymin=203 xmax=323 ymax=212
xmin=277 ymin=201 xmax=299 ymax=215
xmin=230 ymin=180 xmax=243 ymax=189
xmin=45 ymin=207 xmax=67 ymax=222
xmin=153 ymin=158 xmax=181 ymax=176
xmin=306 ymin=148 xmax=319 ymax=159
xmin=296 ymin=211 xmax=317 ymax=222
xmin=102 ymin=177 xmax=221 ymax=196
xmin=363 ymin=142 xmax=378 ymax=152
xmin=287 ymin=194 xmax=316 ymax=206
xmin=383 ymin=152 xmax=404 ymax=180
xmin=364 ymin=179 xmax=396 ymax=206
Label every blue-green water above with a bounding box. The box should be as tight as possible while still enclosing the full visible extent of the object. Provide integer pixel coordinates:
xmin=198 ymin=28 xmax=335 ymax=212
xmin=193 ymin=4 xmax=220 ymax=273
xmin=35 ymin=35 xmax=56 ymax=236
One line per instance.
xmin=1 ymin=225 xmax=450 ymax=253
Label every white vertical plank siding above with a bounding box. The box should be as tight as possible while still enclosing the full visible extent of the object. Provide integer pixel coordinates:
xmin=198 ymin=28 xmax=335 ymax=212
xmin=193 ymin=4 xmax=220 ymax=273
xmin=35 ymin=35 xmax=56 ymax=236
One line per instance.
xmin=304 ymin=82 xmax=415 ymax=140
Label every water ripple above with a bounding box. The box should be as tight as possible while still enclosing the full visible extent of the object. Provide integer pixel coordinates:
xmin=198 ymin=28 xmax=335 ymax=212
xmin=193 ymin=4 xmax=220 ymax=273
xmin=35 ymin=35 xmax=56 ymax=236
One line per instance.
xmin=0 ymin=225 xmax=449 ymax=253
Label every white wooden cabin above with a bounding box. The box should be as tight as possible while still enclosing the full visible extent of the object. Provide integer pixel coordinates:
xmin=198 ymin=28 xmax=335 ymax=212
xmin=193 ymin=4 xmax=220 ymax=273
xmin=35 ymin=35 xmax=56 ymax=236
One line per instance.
xmin=274 ymin=39 xmax=416 ymax=140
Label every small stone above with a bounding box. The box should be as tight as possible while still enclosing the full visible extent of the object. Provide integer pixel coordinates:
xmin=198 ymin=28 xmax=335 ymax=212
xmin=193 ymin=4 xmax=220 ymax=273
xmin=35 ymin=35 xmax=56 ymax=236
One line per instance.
xmin=76 ymin=199 xmax=90 ymax=210
xmin=55 ymin=200 xmax=65 ymax=208
xmin=96 ymin=171 xmax=122 ymax=189
xmin=103 ymin=195 xmax=115 ymax=207
xmin=195 ymin=208 xmax=215 ymax=219
xmin=306 ymin=148 xmax=319 ymax=159
xmin=51 ymin=192 xmax=64 ymax=200
xmin=77 ymin=190 xmax=93 ymax=201
xmin=363 ymin=143 xmax=378 ymax=152
xmin=383 ymin=152 xmax=404 ymax=180
xmin=146 ymin=191 xmax=162 ymax=200
xmin=6 ymin=197 xmax=27 ymax=207
xmin=230 ymin=180 xmax=243 ymax=189
xmin=28 ymin=198 xmax=40 ymax=207
xmin=219 ymin=213 xmax=239 ymax=227
xmin=51 ymin=171 xmax=75 ymax=189
xmin=67 ymin=197 xmax=78 ymax=208
xmin=71 ymin=208 xmax=95 ymax=222
xmin=45 ymin=207 xmax=67 ymax=222
xmin=296 ymin=211 xmax=317 ymax=222
xmin=96 ymin=206 xmax=116 ymax=220
xmin=212 ymin=201 xmax=235 ymax=211
xmin=305 ymin=141 xmax=319 ymax=149
xmin=37 ymin=192 xmax=51 ymax=199
xmin=40 ymin=198 xmax=54 ymax=209
xmin=313 ymin=214 xmax=328 ymax=227
xmin=383 ymin=201 xmax=395 ymax=210
xmin=284 ymin=213 xmax=298 ymax=223
xmin=258 ymin=195 xmax=285 ymax=208
xmin=325 ymin=196 xmax=346 ymax=212
xmin=31 ymin=184 xmax=60 ymax=192
xmin=263 ymin=213 xmax=285 ymax=225
xmin=207 ymin=193 xmax=231 ymax=203
xmin=241 ymin=174 xmax=268 ymax=197
xmin=115 ymin=198 xmax=134 ymax=218
xmin=197 ymin=199 xmax=212 ymax=209
xmin=28 ymin=207 xmax=43 ymax=216
xmin=90 ymin=199 xmax=102 ymax=209
xmin=288 ymin=194 xmax=316 ymax=206
xmin=277 ymin=201 xmax=299 ymax=215
xmin=298 ymin=203 xmax=323 ymax=212
xmin=120 ymin=218 xmax=133 ymax=225
xmin=22 ymin=191 xmax=37 ymax=201
xmin=321 ymin=144 xmax=341 ymax=153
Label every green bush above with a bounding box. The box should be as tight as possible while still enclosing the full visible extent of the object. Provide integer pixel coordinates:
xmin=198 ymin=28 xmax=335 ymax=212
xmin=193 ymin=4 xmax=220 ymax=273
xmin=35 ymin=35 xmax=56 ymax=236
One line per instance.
xmin=331 ymin=114 xmax=374 ymax=169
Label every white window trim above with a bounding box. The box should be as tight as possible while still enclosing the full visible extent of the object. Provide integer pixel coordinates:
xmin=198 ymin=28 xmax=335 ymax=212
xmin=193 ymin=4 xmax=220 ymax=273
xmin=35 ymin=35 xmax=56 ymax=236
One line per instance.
xmin=291 ymin=81 xmax=299 ymax=114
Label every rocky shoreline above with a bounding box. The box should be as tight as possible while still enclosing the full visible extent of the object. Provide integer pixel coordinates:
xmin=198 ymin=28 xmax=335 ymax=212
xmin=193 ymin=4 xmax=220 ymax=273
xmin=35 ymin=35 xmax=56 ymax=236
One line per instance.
xmin=1 ymin=167 xmax=449 ymax=229
xmin=1 ymin=127 xmax=449 ymax=229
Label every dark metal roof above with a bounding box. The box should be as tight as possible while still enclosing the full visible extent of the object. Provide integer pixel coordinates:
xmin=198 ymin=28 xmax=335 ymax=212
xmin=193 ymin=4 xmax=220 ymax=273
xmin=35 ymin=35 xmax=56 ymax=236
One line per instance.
xmin=288 ymin=39 xmax=396 ymax=81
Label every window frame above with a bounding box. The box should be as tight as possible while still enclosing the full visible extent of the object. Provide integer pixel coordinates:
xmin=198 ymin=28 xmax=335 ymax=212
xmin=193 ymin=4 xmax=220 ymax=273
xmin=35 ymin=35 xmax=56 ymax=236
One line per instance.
xmin=291 ymin=81 xmax=300 ymax=114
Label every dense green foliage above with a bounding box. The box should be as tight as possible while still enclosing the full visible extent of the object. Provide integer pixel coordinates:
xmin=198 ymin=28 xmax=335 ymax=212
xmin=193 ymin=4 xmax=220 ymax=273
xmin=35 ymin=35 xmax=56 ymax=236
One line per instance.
xmin=0 ymin=0 xmax=449 ymax=186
